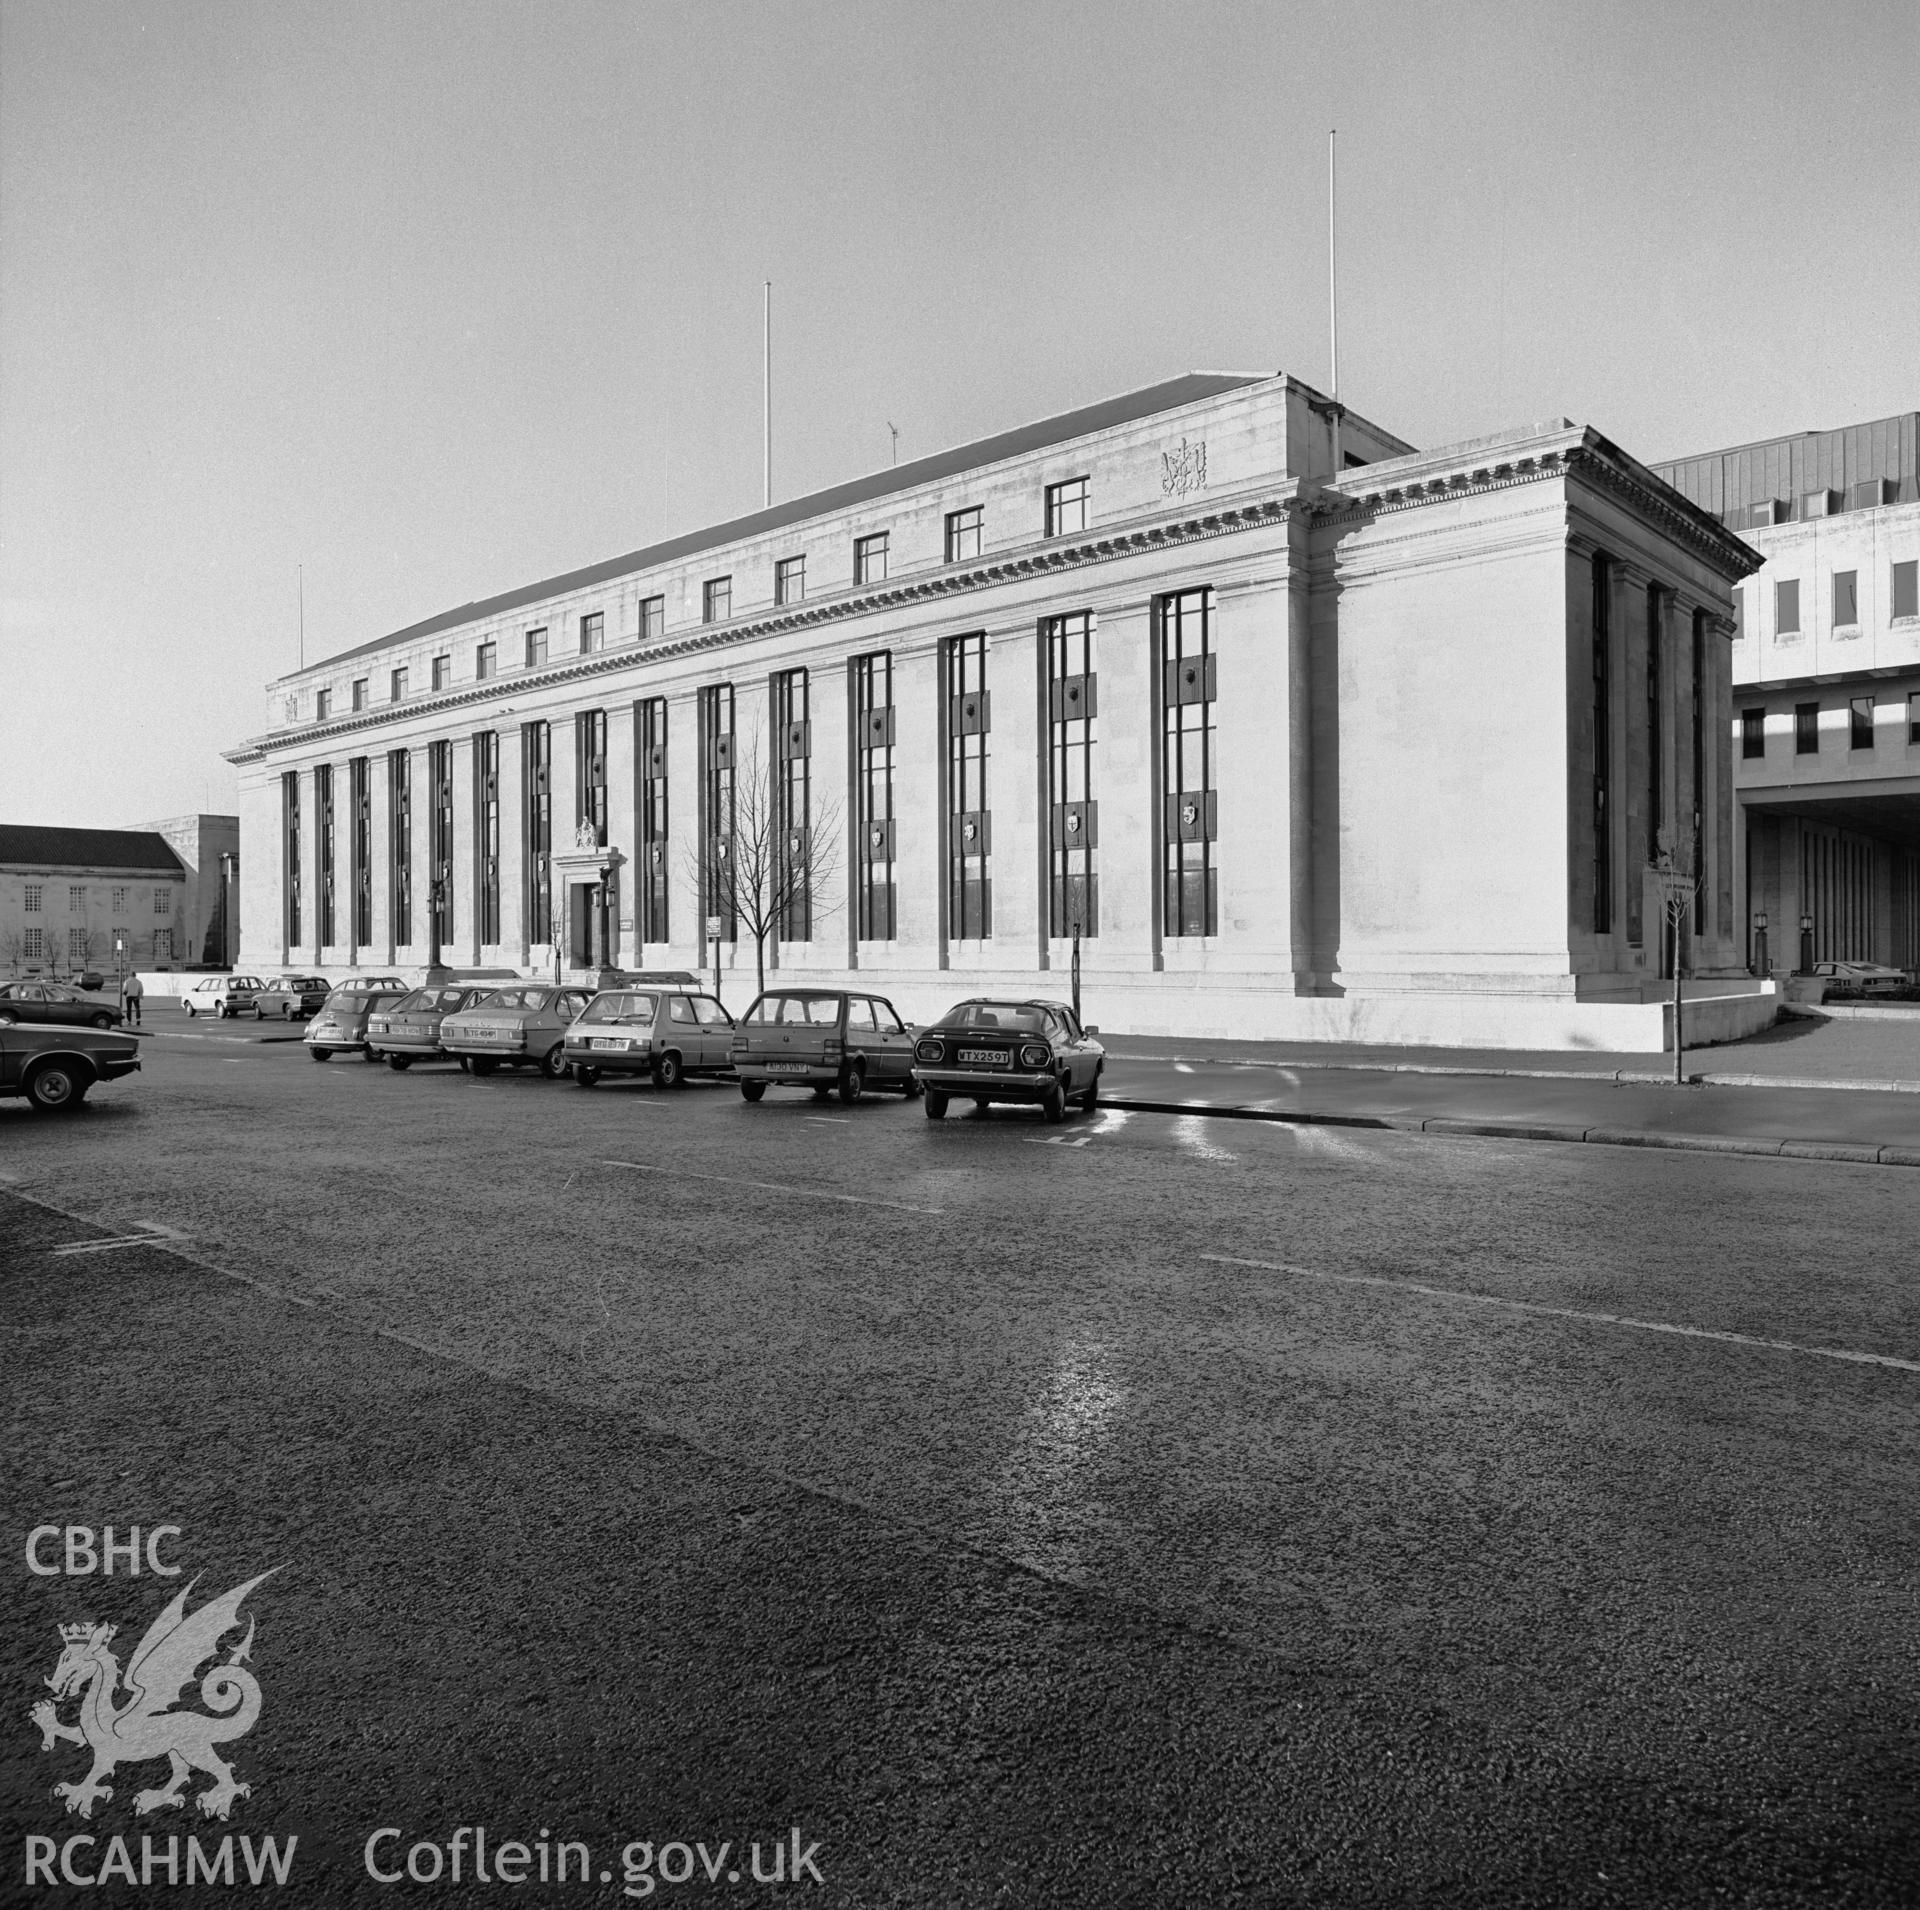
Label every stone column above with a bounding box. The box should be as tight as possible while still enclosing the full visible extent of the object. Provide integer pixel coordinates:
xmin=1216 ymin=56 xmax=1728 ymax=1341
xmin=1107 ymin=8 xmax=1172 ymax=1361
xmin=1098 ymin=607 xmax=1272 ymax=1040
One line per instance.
xmin=1616 ymin=564 xmax=1648 ymax=955
xmin=801 ymin=658 xmax=853 ymax=972
xmin=407 ymin=746 xmax=432 ymax=968
xmin=303 ymin=764 xmax=326 ymax=968
xmin=987 ymin=616 xmax=1044 ymax=971
xmin=605 ymin=702 xmax=637 ymax=968
xmin=1085 ymin=599 xmax=1157 ymax=975
xmin=496 ymin=726 xmax=525 ymax=965
xmin=450 ymin=736 xmax=477 ymax=965
xmin=1712 ymin=615 xmax=1737 ymax=961
xmin=367 ymin=754 xmax=392 ymax=963
xmin=892 ymin=639 xmax=944 ymax=967
xmin=664 ymin=689 xmax=702 ymax=971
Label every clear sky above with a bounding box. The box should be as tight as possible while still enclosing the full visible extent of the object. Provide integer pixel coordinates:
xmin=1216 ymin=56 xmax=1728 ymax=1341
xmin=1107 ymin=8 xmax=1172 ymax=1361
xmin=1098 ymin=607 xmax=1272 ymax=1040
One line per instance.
xmin=3 ymin=0 xmax=1915 ymax=826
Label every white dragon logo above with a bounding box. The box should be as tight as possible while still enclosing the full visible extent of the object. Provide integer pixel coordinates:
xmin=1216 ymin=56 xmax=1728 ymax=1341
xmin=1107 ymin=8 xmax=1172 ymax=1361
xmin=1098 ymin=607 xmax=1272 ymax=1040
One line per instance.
xmin=29 ymin=1571 xmax=275 ymax=1821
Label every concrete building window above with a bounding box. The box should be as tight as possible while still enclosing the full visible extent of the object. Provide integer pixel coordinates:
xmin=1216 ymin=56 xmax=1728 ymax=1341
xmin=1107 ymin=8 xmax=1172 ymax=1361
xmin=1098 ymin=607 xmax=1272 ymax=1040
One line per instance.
xmin=155 ymin=889 xmax=170 ymax=914
xmin=945 ymin=506 xmax=983 ymax=564
xmin=580 ymin=611 xmax=604 ymax=655
xmin=351 ymin=757 xmax=372 ymax=948
xmin=474 ymin=732 xmax=500 ymax=945
xmin=775 ymin=556 xmax=805 ymax=605
xmin=1910 ymin=691 xmax=1920 ymax=744
xmin=1645 ymin=586 xmax=1662 ymax=861
xmin=575 ymin=709 xmax=608 ymax=848
xmin=23 ymin=885 xmax=42 ymax=912
xmin=111 ymin=888 xmax=126 ymax=913
xmin=1775 ymin=579 xmax=1800 ymax=635
xmin=389 ymin=749 xmax=413 ymax=947
xmin=69 ymin=928 xmax=88 ymax=963
xmin=1590 ymin=555 xmax=1612 ymax=935
xmin=1161 ymin=587 xmax=1218 ymax=938
xmin=772 ymin=669 xmax=812 ymax=941
xmin=853 ymin=653 xmax=895 ymax=940
xmin=854 ymin=533 xmax=888 ymax=585
xmin=476 ymin=641 xmax=497 ymax=681
xmin=1850 ymin=697 xmax=1875 ymax=751
xmin=700 ymin=685 xmax=736 ymax=941
xmin=1046 ymin=611 xmax=1098 ymax=938
xmin=638 ymin=697 xmax=669 ymax=944
xmin=152 ymin=929 xmax=172 ymax=963
xmin=315 ymin=689 xmax=331 ymax=721
xmin=316 ymin=764 xmax=336 ymax=946
xmin=640 ymin=596 xmax=665 ymax=643
xmin=526 ymin=627 xmax=548 ymax=668
xmin=1741 ymin=708 xmax=1766 ymax=760
xmin=391 ymin=666 xmax=409 ymax=701
xmin=1893 ymin=561 xmax=1918 ymax=621
xmin=523 ymin=722 xmax=551 ymax=946
xmin=1045 ymin=476 xmax=1088 ymax=538
xmin=352 ymin=678 xmax=367 ymax=712
xmin=432 ymin=655 xmax=451 ymax=692
xmin=68 ymin=885 xmax=85 ymax=911
xmin=282 ymin=771 xmax=302 ymax=948
xmin=946 ymin=633 xmax=992 ymax=939
xmin=704 ymin=577 xmax=732 ymax=623
xmin=1833 ymin=572 xmax=1859 ymax=627
xmin=23 ymin=928 xmax=43 ymax=961
xmin=1795 ymin=703 xmax=1820 ymax=755
xmin=430 ymin=740 xmax=455 ymax=944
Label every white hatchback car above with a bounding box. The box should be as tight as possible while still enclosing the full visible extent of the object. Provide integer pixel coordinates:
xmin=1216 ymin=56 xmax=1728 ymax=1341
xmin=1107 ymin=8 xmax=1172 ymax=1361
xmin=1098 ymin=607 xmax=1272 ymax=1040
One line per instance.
xmin=181 ymin=975 xmax=268 ymax=1019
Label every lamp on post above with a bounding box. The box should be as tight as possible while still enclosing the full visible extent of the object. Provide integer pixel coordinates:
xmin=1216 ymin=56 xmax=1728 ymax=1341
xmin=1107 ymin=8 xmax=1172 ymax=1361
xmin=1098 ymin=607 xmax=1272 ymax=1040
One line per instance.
xmin=1798 ymin=912 xmax=1815 ymax=977
xmin=217 ymin=851 xmax=235 ymax=968
xmin=1751 ymin=910 xmax=1768 ymax=981
xmin=425 ymin=861 xmax=450 ymax=984
xmin=1070 ymin=916 xmax=1083 ymax=1028
xmin=597 ymin=861 xmax=619 ymax=988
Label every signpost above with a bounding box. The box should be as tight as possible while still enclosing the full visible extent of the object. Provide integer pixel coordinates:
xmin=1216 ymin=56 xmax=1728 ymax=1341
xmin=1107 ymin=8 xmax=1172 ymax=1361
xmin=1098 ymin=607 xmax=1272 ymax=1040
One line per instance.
xmin=1649 ymin=838 xmax=1699 ymax=1087
xmin=707 ymin=914 xmax=723 ymax=1005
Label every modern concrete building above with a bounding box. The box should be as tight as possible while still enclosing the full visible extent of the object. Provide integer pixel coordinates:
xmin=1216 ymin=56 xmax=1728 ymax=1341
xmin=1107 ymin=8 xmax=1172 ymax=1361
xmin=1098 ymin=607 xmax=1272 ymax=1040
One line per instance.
xmin=0 ymin=825 xmax=190 ymax=978
xmin=1654 ymin=416 xmax=1920 ymax=976
xmin=227 ymin=371 xmax=1765 ymax=1048
xmin=133 ymin=813 xmax=242 ymax=968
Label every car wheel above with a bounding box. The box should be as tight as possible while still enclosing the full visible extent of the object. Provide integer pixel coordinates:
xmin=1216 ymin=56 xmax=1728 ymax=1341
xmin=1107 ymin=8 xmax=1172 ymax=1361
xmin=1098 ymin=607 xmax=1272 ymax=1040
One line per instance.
xmin=739 ymin=1079 xmax=766 ymax=1102
xmin=255 ymin=1005 xmax=265 ymax=1020
xmin=457 ymin=1056 xmax=471 ymax=1072
xmin=538 ymin=1044 xmax=569 ymax=1080
xmin=1042 ymin=1079 xmax=1068 ymax=1124
xmin=388 ymin=1055 xmax=412 ymax=1071
xmin=182 ymin=1000 xmax=194 ymax=1017
xmin=573 ymin=1064 xmax=600 ymax=1088
xmin=838 ymin=1063 xmax=865 ymax=1106
xmin=26 ymin=1061 xmax=87 ymax=1112
xmin=924 ymin=1089 xmax=949 ymax=1120
xmin=651 ymin=1050 xmax=685 ymax=1090
xmin=308 ymin=1047 xmax=332 ymax=1062
xmin=1079 ymin=1071 xmax=1100 ymax=1113
xmin=470 ymin=1057 xmax=498 ymax=1077
xmin=89 ymin=1012 xmax=115 ymax=1030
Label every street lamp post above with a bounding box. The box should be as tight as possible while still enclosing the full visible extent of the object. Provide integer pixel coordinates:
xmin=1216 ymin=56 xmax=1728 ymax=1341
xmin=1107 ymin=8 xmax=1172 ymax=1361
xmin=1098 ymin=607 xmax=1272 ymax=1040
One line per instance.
xmin=217 ymin=852 xmax=235 ymax=968
xmin=1751 ymin=910 xmax=1768 ymax=981
xmin=1070 ymin=918 xmax=1083 ymax=1028
xmin=1798 ymin=912 xmax=1815 ymax=977
xmin=426 ymin=862 xmax=449 ymax=984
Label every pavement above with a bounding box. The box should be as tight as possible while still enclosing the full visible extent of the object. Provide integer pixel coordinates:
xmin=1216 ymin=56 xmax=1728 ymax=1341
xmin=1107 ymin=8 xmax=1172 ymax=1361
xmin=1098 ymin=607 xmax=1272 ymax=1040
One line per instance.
xmin=3 ymin=1034 xmax=1918 ymax=1906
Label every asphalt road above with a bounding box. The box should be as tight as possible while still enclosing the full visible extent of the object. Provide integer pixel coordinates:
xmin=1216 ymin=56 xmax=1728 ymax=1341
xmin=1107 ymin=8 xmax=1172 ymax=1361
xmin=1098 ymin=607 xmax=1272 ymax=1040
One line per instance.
xmin=4 ymin=1030 xmax=1917 ymax=1907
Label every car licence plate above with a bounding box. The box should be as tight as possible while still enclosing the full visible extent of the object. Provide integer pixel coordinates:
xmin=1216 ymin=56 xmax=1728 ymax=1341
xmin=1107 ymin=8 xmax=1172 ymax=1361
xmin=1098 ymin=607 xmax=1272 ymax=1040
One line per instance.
xmin=591 ymin=1037 xmax=624 ymax=1050
xmin=958 ymin=1047 xmax=1009 ymax=1064
xmin=765 ymin=1060 xmax=809 ymax=1073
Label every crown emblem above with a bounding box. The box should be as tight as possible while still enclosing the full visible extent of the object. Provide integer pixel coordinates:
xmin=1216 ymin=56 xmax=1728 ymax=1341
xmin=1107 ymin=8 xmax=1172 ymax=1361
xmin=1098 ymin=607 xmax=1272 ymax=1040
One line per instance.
xmin=58 ymin=1621 xmax=110 ymax=1644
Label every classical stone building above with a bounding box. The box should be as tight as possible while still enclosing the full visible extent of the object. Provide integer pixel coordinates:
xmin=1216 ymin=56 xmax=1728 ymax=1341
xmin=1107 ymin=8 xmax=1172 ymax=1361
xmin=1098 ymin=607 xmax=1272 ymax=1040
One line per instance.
xmin=227 ymin=371 xmax=1764 ymax=1047
xmin=0 ymin=825 xmax=192 ymax=977
xmin=1653 ymin=415 xmax=1920 ymax=975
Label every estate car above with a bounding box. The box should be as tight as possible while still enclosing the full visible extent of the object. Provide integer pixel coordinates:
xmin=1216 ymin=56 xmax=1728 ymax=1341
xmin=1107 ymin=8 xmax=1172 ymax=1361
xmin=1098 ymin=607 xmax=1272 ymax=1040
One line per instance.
xmin=913 ymin=998 xmax=1104 ymax=1122
xmin=181 ymin=975 xmax=267 ymax=1018
xmin=729 ymin=989 xmax=919 ymax=1104
xmin=563 ymin=986 xmax=736 ymax=1088
xmin=365 ymin=984 xmax=498 ymax=1068
xmin=437 ymin=985 xmax=593 ymax=1077
xmin=259 ymin=975 xmax=331 ymax=1019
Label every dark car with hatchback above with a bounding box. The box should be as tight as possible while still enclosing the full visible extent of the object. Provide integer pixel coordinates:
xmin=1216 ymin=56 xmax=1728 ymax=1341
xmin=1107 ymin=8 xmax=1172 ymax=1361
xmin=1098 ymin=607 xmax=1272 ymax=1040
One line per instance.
xmin=0 ymin=982 xmax=123 ymax=1031
xmin=0 ymin=1021 xmax=140 ymax=1112
xmin=304 ymin=982 xmax=412 ymax=1061
xmin=260 ymin=975 xmax=331 ymax=1019
xmin=913 ymin=998 xmax=1103 ymax=1122
xmin=729 ymin=989 xmax=918 ymax=1104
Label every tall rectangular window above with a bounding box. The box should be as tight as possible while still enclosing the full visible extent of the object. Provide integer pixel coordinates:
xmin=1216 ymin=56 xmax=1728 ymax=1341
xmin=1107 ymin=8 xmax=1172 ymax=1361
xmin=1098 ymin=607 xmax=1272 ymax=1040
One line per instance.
xmin=315 ymin=764 xmax=336 ymax=946
xmin=389 ymin=750 xmax=412 ymax=946
xmin=580 ymin=611 xmax=604 ymax=654
xmin=1833 ymin=571 xmax=1859 ymax=627
xmin=352 ymin=678 xmax=368 ymax=712
xmin=1894 ymin=560 xmax=1919 ymax=621
xmin=391 ymin=666 xmax=409 ymax=701
xmin=476 ymin=641 xmax=497 ymax=681
xmin=431 ymin=655 xmax=449 ymax=691
xmin=1795 ymin=703 xmax=1820 ymax=755
xmin=525 ymin=627 xmax=548 ymax=668
xmin=1047 ymin=611 xmax=1098 ymax=938
xmin=945 ymin=506 xmax=982 ymax=563
xmin=1850 ymin=696 xmax=1876 ymax=750
xmin=523 ymin=723 xmax=551 ymax=947
xmin=350 ymin=756 xmax=372 ymax=948
xmin=111 ymin=888 xmax=126 ymax=913
xmin=946 ymin=633 xmax=991 ymax=939
xmin=474 ymin=732 xmax=501 ymax=944
xmin=22 ymin=885 xmax=42 ymax=912
xmin=853 ymin=653 xmax=895 ymax=940
xmin=1646 ymin=586 xmax=1663 ymax=859
xmin=1741 ymin=708 xmax=1766 ymax=759
xmin=1161 ymin=588 xmax=1218 ymax=937
xmin=1591 ymin=555 xmax=1612 ymax=935
xmin=640 ymin=596 xmax=665 ymax=643
xmin=773 ymin=668 xmax=812 ymax=941
xmin=854 ymin=533 xmax=888 ymax=585
xmin=68 ymin=885 xmax=85 ymax=911
xmin=429 ymin=740 xmax=454 ymax=943
xmin=700 ymin=686 xmax=736 ymax=940
xmin=69 ymin=927 xmax=87 ymax=964
xmin=23 ymin=928 xmax=43 ymax=961
xmin=1775 ymin=579 xmax=1801 ymax=635
xmin=637 ymin=698 xmax=669 ymax=944
xmin=1045 ymin=477 xmax=1088 ymax=538
xmin=704 ymin=577 xmax=731 ymax=623
xmin=576 ymin=709 xmax=608 ymax=846
xmin=154 ymin=888 xmax=170 ymax=915
xmin=315 ymin=689 xmax=332 ymax=722
xmin=775 ymin=556 xmax=805 ymax=605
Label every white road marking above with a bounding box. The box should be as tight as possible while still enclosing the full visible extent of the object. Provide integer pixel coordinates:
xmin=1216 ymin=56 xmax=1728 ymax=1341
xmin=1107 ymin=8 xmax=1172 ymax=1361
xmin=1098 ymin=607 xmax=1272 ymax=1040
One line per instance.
xmin=1026 ymin=1106 xmax=1132 ymax=1149
xmin=602 ymin=1160 xmax=941 ymax=1214
xmin=1201 ymin=1252 xmax=1920 ymax=1375
xmin=803 ymin=1115 xmax=851 ymax=1125
xmin=51 ymin=1221 xmax=189 ymax=1258
xmin=1173 ymin=1114 xmax=1237 ymax=1164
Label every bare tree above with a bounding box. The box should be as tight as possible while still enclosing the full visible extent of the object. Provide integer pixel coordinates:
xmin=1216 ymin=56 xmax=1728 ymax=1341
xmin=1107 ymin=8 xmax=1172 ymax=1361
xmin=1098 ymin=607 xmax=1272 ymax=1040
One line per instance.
xmin=686 ymin=721 xmax=842 ymax=1000
xmin=0 ymin=928 xmax=24 ymax=977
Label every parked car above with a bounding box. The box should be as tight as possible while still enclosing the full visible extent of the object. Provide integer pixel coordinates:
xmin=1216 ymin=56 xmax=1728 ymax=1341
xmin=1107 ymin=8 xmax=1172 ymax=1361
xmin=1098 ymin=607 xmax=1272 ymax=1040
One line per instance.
xmin=438 ymin=984 xmax=594 ymax=1077
xmin=562 ymin=986 xmax=736 ymax=1088
xmin=366 ymin=984 xmax=499 ymax=1069
xmin=728 ymin=989 xmax=919 ymax=1104
xmin=1812 ymin=960 xmax=1907 ymax=997
xmin=259 ymin=975 xmax=331 ymax=1019
xmin=912 ymin=998 xmax=1104 ymax=1123
xmin=0 ymin=1020 xmax=140 ymax=1112
xmin=0 ymin=982 xmax=123 ymax=1031
xmin=76 ymin=970 xmax=106 ymax=992
xmin=181 ymin=975 xmax=267 ymax=1019
xmin=304 ymin=982 xmax=412 ymax=1061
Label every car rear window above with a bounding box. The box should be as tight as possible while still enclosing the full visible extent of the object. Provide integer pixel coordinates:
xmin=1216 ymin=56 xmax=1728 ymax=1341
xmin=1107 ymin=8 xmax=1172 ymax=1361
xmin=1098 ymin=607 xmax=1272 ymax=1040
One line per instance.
xmin=580 ymin=992 xmax=659 ymax=1025
xmin=942 ymin=1002 xmax=1049 ymax=1034
xmin=745 ymin=994 xmax=843 ymax=1025
xmin=473 ymin=988 xmax=548 ymax=1011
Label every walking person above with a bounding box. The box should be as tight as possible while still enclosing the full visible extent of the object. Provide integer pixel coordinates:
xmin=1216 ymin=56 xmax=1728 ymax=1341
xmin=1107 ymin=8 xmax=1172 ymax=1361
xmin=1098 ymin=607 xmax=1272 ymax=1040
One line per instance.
xmin=121 ymin=969 xmax=144 ymax=1027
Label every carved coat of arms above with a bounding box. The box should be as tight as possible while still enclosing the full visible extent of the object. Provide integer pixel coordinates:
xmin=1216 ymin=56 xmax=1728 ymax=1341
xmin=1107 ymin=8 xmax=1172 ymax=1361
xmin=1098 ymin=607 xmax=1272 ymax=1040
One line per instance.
xmin=1162 ymin=437 xmax=1207 ymax=496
